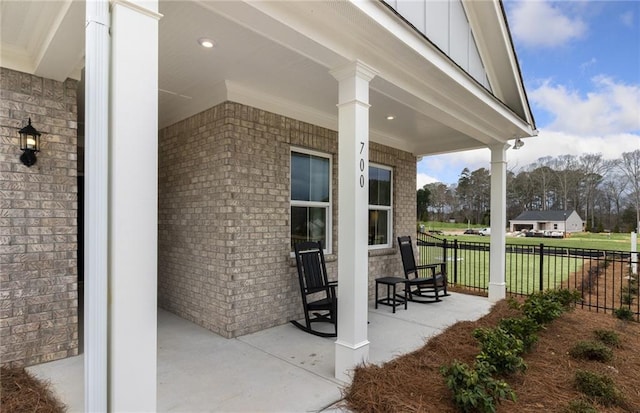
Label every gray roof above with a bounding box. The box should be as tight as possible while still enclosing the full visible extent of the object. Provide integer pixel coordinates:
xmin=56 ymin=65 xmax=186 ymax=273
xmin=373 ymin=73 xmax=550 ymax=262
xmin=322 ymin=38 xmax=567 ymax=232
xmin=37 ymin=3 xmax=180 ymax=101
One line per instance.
xmin=512 ymin=210 xmax=580 ymax=222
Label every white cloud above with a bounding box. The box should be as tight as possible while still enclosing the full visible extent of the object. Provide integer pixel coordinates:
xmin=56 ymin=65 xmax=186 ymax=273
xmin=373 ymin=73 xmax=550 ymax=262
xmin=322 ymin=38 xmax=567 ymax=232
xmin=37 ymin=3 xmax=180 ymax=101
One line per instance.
xmin=417 ymin=149 xmax=490 ymax=186
xmin=530 ymin=76 xmax=640 ymax=135
xmin=579 ymin=58 xmax=597 ymax=72
xmin=507 ymin=130 xmax=640 ymax=170
xmin=416 ymin=172 xmax=439 ymax=189
xmin=417 ymin=130 xmax=640 ymax=184
xmin=509 ymin=1 xmax=587 ymax=48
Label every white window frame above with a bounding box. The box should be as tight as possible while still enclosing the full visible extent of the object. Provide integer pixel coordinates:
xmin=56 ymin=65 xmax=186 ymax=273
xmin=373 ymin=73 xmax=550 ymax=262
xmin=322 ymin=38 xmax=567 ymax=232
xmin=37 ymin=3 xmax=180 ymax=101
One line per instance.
xmin=290 ymin=147 xmax=332 ymax=255
xmin=368 ymin=163 xmax=393 ymax=250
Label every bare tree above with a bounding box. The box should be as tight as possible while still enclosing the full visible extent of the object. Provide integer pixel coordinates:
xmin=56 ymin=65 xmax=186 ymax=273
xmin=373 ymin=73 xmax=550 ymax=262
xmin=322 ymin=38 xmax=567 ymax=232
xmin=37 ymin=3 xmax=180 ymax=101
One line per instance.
xmin=425 ymin=182 xmax=449 ymax=222
xmin=600 ymin=175 xmax=628 ymax=231
xmin=417 ymin=153 xmax=636 ymax=231
xmin=529 ymin=156 xmax=555 ymax=210
xmin=552 ymin=154 xmax=579 ymax=210
xmin=617 ymin=149 xmax=640 ymax=232
xmin=579 ymin=153 xmax=614 ymax=230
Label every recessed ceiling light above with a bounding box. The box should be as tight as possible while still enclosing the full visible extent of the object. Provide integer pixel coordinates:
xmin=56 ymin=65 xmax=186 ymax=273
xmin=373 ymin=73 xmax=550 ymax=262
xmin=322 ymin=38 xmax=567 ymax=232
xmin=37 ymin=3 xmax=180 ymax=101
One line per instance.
xmin=386 ymin=115 xmax=395 ymax=120
xmin=198 ymin=38 xmax=216 ymax=48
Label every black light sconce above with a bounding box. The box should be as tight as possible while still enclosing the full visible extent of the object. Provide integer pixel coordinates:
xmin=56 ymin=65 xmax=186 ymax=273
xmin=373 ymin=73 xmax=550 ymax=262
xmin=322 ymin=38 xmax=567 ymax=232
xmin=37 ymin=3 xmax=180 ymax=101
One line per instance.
xmin=513 ymin=137 xmax=524 ymax=150
xmin=19 ymin=118 xmax=41 ymax=167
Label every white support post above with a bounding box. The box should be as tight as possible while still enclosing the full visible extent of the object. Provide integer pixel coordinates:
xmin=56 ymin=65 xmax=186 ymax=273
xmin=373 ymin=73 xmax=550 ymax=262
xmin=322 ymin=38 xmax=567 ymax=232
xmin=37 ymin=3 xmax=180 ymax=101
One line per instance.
xmin=84 ymin=1 xmax=109 ymax=411
xmin=632 ymin=232 xmax=638 ymax=276
xmin=109 ymin=0 xmax=161 ymax=410
xmin=330 ymin=61 xmax=377 ymax=382
xmin=488 ymin=143 xmax=509 ymax=302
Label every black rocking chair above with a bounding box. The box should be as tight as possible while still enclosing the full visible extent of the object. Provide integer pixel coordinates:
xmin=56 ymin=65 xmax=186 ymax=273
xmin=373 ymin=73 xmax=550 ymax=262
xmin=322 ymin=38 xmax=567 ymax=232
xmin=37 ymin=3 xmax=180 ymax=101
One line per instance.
xmin=397 ymin=235 xmax=449 ymax=303
xmin=290 ymin=241 xmax=337 ymax=337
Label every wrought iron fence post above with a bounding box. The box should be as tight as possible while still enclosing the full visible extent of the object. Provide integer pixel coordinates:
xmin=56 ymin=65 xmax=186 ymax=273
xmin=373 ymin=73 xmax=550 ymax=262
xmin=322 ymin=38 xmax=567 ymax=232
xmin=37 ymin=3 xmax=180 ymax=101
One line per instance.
xmin=539 ymin=243 xmax=544 ymax=291
xmin=443 ymin=238 xmax=448 ymax=279
xmin=453 ymin=239 xmax=458 ymax=284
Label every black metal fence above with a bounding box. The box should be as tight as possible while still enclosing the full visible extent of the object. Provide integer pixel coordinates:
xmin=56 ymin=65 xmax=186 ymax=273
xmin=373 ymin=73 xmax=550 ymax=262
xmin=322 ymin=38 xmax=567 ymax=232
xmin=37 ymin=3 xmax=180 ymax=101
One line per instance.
xmin=417 ymin=231 xmax=640 ymax=321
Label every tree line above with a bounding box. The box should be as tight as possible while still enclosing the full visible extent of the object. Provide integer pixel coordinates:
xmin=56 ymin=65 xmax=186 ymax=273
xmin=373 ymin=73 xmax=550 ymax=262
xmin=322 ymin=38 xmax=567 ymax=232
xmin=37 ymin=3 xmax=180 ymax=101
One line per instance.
xmin=417 ymin=149 xmax=640 ymax=233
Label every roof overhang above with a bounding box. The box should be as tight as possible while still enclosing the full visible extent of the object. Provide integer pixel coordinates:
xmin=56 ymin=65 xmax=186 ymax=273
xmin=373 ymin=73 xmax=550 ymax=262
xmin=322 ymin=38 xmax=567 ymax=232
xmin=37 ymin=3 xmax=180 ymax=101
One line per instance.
xmin=1 ymin=0 xmax=536 ymax=157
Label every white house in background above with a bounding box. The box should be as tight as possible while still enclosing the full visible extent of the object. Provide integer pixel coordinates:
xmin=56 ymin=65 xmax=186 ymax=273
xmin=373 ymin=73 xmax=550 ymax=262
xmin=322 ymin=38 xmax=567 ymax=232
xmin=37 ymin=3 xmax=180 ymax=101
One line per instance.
xmin=1 ymin=0 xmax=536 ymax=410
xmin=510 ymin=210 xmax=584 ymax=234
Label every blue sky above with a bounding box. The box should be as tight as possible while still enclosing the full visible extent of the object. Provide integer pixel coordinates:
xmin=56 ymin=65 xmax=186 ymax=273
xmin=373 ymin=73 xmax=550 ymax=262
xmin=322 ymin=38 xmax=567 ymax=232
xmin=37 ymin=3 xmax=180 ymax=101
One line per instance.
xmin=417 ymin=0 xmax=640 ymax=188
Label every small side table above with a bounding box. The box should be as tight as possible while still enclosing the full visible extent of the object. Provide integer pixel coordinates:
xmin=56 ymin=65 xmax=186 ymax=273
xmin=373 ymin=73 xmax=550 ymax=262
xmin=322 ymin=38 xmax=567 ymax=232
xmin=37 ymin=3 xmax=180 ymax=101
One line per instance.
xmin=375 ymin=277 xmax=408 ymax=313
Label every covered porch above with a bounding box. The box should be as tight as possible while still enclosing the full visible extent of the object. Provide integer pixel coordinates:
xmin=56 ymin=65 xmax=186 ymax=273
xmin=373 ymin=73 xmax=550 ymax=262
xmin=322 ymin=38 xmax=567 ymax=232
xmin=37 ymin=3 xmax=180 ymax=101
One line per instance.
xmin=29 ymin=292 xmax=492 ymax=412
xmin=1 ymin=0 xmax=535 ymax=410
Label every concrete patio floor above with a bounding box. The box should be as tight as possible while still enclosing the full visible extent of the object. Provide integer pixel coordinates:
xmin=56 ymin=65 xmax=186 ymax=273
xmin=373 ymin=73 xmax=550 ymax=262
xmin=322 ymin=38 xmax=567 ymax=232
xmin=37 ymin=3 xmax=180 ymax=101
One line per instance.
xmin=28 ymin=292 xmax=492 ymax=412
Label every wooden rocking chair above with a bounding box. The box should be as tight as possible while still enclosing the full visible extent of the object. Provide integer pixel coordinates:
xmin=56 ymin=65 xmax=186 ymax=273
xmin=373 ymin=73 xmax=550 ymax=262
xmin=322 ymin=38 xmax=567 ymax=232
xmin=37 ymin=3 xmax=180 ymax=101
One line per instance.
xmin=397 ymin=235 xmax=449 ymax=303
xmin=290 ymin=241 xmax=337 ymax=337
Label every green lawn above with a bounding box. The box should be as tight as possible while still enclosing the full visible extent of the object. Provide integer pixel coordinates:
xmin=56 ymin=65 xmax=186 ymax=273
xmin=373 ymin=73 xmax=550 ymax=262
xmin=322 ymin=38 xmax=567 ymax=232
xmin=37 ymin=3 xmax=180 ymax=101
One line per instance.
xmin=445 ymin=249 xmax=585 ymax=293
xmin=418 ymin=222 xmax=638 ymax=293
xmin=419 ymin=220 xmax=485 ymax=231
xmin=419 ymin=221 xmax=637 ymax=252
xmin=442 ymin=234 xmax=636 ymax=252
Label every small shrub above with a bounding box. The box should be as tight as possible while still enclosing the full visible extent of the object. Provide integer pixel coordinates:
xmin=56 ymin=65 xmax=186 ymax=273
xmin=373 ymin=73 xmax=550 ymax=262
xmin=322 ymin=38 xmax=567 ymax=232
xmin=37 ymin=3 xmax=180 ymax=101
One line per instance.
xmin=522 ymin=295 xmax=563 ymax=324
xmin=614 ymin=306 xmax=635 ymax=321
xmin=593 ymin=329 xmax=620 ymax=347
xmin=498 ymin=317 xmax=540 ymax=352
xmin=521 ymin=290 xmax=579 ymax=324
xmin=621 ymin=292 xmax=635 ymax=306
xmin=564 ymin=399 xmax=598 ymax=413
xmin=569 ymin=341 xmax=613 ymax=362
xmin=621 ymin=284 xmax=639 ymax=295
xmin=441 ymin=360 xmax=516 ymax=413
xmin=574 ymin=370 xmax=622 ymax=406
xmin=550 ymin=289 xmax=583 ymax=307
xmin=474 ymin=327 xmax=526 ymax=375
xmin=507 ymin=297 xmax=523 ymax=310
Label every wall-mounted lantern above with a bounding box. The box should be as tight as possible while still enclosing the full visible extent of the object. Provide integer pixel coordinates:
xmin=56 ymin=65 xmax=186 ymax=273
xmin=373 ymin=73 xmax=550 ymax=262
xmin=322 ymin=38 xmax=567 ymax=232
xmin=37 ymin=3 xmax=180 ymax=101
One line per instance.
xmin=19 ymin=118 xmax=41 ymax=167
xmin=513 ymin=137 xmax=524 ymax=150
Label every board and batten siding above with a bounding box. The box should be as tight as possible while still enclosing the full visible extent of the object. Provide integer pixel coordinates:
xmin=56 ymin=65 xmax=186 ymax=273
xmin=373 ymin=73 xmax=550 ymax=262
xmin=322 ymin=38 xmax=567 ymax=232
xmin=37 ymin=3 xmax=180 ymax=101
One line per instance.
xmin=382 ymin=0 xmax=491 ymax=90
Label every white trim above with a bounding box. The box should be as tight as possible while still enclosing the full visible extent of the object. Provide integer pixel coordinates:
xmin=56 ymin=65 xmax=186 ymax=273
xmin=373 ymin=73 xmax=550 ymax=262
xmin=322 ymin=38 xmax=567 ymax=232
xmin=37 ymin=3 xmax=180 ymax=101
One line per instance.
xmin=34 ymin=0 xmax=73 ymax=72
xmin=290 ymin=147 xmax=333 ymax=255
xmin=225 ymin=81 xmax=336 ymax=133
xmin=329 ymin=60 xmax=378 ymax=83
xmin=368 ymin=163 xmax=393 ymax=250
xmin=462 ymin=0 xmax=535 ymax=128
xmin=84 ymin=0 xmax=110 ymax=410
xmin=110 ymin=0 xmax=163 ymax=20
xmin=349 ymin=1 xmax=535 ymax=138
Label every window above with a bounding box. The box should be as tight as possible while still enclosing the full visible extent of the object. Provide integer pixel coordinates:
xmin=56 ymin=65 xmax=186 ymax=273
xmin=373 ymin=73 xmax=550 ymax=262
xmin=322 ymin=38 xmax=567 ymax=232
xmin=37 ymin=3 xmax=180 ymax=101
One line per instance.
xmin=369 ymin=164 xmax=392 ymax=248
xmin=290 ymin=149 xmax=331 ymax=252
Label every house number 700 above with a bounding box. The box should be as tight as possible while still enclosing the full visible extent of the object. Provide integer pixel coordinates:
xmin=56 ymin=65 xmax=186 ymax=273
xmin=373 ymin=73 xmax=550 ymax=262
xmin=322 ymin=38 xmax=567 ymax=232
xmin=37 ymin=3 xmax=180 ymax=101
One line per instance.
xmin=359 ymin=141 xmax=365 ymax=188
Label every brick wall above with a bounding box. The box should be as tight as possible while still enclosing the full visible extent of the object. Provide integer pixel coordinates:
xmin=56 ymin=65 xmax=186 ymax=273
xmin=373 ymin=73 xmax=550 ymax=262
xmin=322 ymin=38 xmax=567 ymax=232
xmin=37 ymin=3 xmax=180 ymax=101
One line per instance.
xmin=158 ymin=101 xmax=416 ymax=338
xmin=158 ymin=104 xmax=233 ymax=336
xmin=368 ymin=143 xmax=417 ymax=298
xmin=0 ymin=67 xmax=78 ymax=367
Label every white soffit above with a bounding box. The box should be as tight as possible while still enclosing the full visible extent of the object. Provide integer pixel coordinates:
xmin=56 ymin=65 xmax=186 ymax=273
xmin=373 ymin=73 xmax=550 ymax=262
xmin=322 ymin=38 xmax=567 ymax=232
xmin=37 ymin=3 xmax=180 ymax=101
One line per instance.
xmin=202 ymin=0 xmax=535 ymax=147
xmin=0 ymin=0 xmax=84 ymax=82
xmin=2 ymin=0 xmax=535 ymax=157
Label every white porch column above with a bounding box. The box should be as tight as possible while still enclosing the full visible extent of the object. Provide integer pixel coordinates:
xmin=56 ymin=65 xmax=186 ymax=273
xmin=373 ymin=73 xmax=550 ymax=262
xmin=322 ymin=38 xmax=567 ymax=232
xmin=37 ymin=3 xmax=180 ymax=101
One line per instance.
xmin=488 ymin=143 xmax=509 ymax=302
xmin=330 ymin=61 xmax=377 ymax=382
xmin=84 ymin=1 xmax=109 ymax=411
xmin=109 ymin=0 xmax=160 ymax=410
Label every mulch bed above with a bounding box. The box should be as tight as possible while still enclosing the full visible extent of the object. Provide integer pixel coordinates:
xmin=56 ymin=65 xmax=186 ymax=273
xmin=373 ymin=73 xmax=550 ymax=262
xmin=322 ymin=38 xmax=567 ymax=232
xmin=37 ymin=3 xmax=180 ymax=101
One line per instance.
xmin=343 ymin=299 xmax=640 ymax=412
xmin=1 ymin=366 xmax=66 ymax=413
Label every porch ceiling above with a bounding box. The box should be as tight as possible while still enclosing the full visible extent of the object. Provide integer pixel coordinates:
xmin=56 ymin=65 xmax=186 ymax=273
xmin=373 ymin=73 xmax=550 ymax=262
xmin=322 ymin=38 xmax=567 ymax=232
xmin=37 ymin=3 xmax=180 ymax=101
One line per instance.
xmin=1 ymin=0 xmax=535 ymax=157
